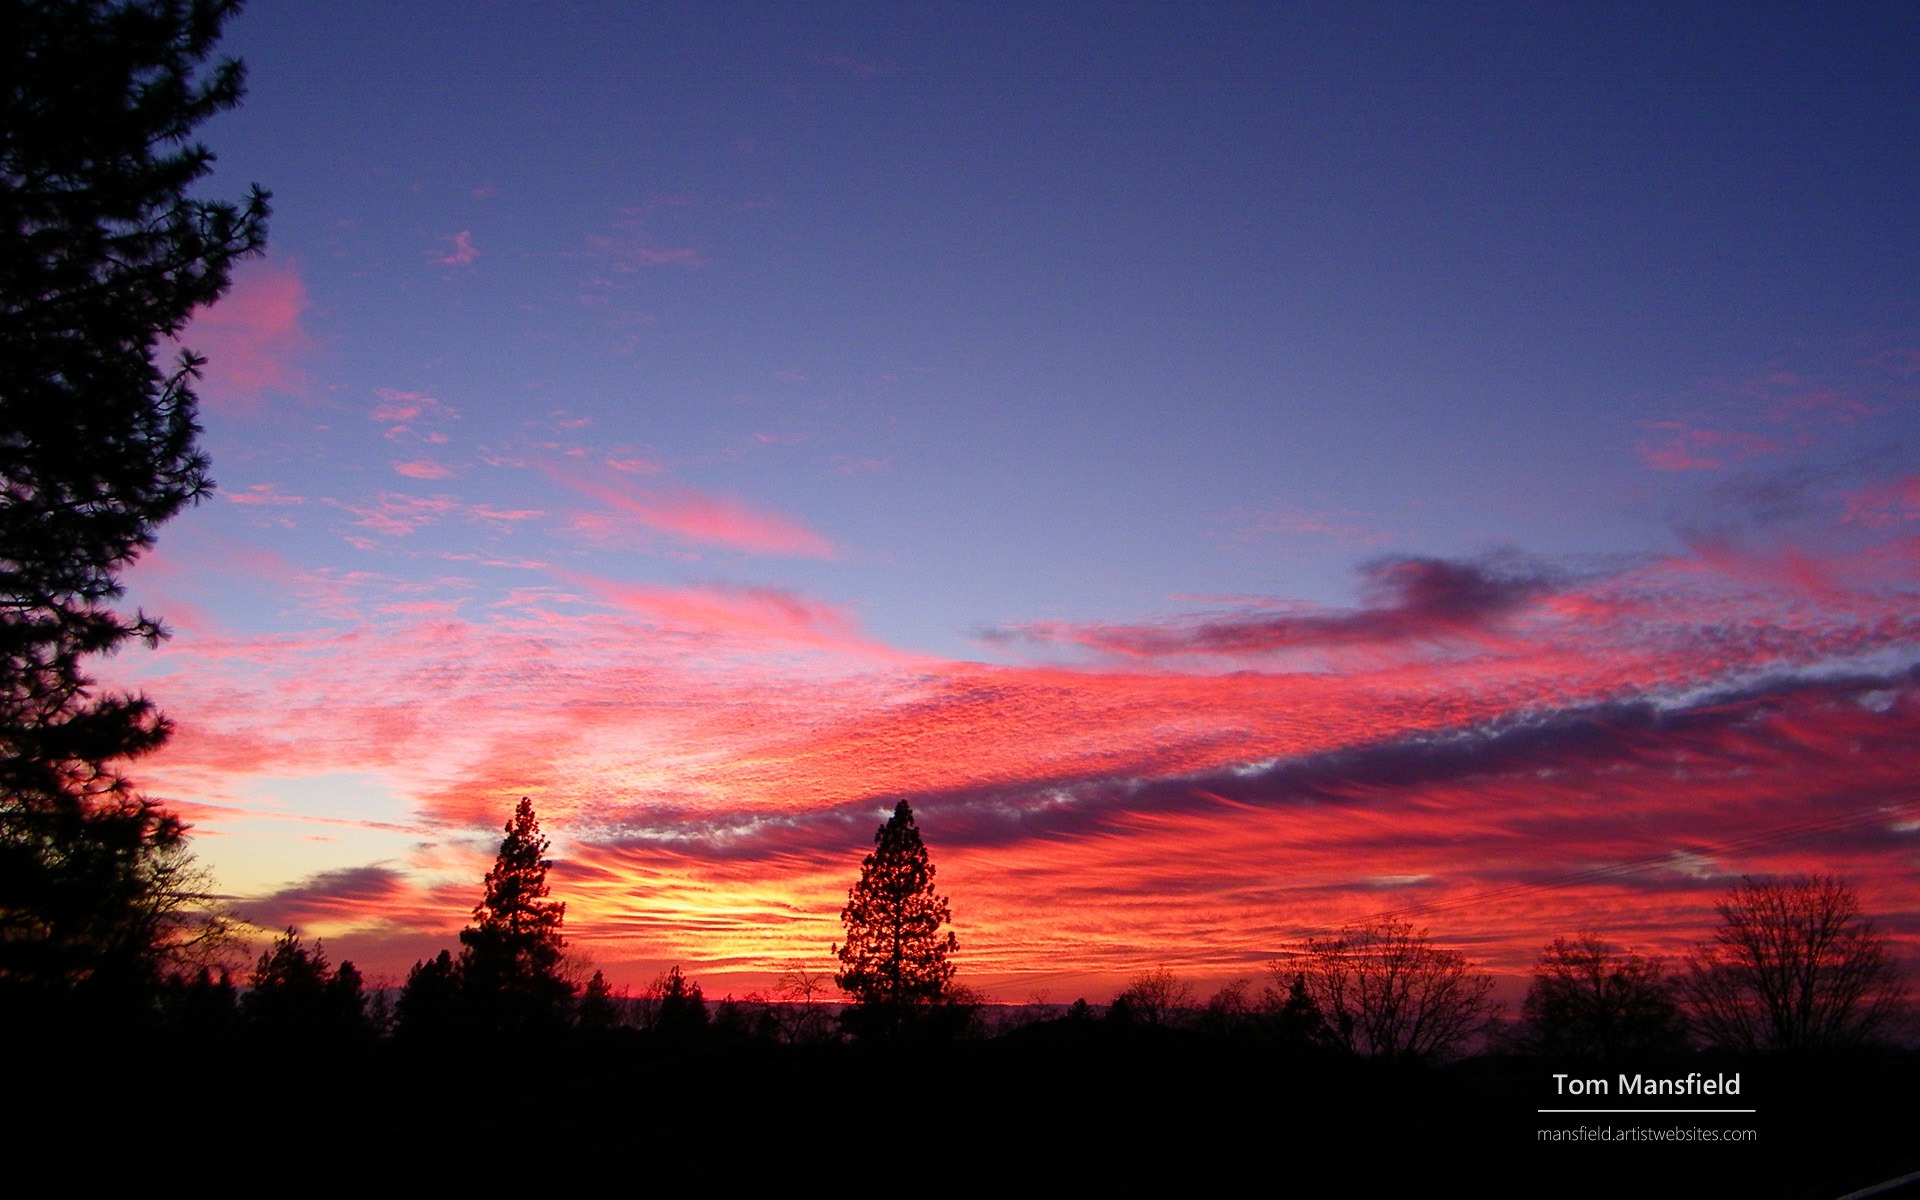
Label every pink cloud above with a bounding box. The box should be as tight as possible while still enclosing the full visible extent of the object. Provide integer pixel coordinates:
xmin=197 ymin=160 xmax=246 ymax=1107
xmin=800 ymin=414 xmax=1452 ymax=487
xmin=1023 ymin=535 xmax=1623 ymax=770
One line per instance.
xmin=555 ymin=470 xmax=836 ymax=558
xmin=168 ymin=258 xmax=313 ymax=411
xmin=465 ymin=502 xmax=544 ymax=523
xmin=370 ymin=389 xmax=452 ymax=424
xmin=118 ymin=547 xmax=218 ymax=637
xmin=1843 ymin=477 xmax=1920 ymax=529
xmin=376 ymin=600 xmax=465 ymax=617
xmin=436 ymin=230 xmax=478 ymax=266
xmin=226 ymin=483 xmax=305 ymax=506
xmin=394 ymin=459 xmax=454 ymax=480
xmin=1636 ymin=422 xmax=1783 ymax=471
xmin=584 ymin=214 xmax=702 ymax=273
xmin=1635 ymin=350 xmax=1910 ymax=473
xmin=571 ymin=577 xmax=872 ymax=650
xmin=1711 ymin=369 xmax=1879 ymax=425
xmin=336 ymin=492 xmax=542 ymax=537
xmin=1219 ymin=505 xmax=1388 ymax=547
xmin=1640 ymin=445 xmax=1723 ymax=472
xmin=341 ymin=493 xmax=457 ymax=536
xmin=129 ymin=618 xmax=1920 ymax=993
xmin=371 ymin=388 xmax=458 ymax=442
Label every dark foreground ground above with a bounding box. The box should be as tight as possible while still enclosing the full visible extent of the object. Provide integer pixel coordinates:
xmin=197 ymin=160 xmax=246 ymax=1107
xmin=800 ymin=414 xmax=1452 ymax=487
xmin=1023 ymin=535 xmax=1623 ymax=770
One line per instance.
xmin=17 ymin=1025 xmax=1918 ymax=1195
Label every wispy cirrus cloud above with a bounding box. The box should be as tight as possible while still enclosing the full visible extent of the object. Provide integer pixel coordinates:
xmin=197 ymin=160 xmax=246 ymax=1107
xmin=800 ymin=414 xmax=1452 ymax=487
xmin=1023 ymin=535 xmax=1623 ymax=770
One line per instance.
xmin=1723 ymin=368 xmax=1880 ymax=425
xmin=1636 ymin=421 xmax=1783 ymax=472
xmin=335 ymin=492 xmax=542 ymax=538
xmin=1216 ymin=504 xmax=1389 ymax=548
xmin=605 ymin=455 xmax=661 ymax=475
xmin=1843 ymin=476 xmax=1920 ymax=529
xmin=576 ymin=578 xmax=860 ymax=646
xmin=371 ymin=388 xmax=458 ymax=443
xmin=226 ymin=483 xmax=305 ymax=506
xmin=376 ymin=599 xmax=465 ymax=618
xmin=168 ymin=257 xmax=314 ymax=411
xmin=559 ymin=574 xmax=919 ymax=664
xmin=583 ymin=212 xmax=702 ymax=272
xmin=553 ymin=468 xmax=836 ymax=558
xmin=1637 ymin=348 xmax=1911 ymax=474
xmin=1662 ymin=463 xmax=1920 ymax=598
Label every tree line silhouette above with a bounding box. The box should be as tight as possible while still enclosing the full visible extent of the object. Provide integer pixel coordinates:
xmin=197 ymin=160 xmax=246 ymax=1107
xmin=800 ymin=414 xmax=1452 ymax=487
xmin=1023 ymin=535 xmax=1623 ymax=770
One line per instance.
xmin=114 ymin=793 xmax=1915 ymax=1066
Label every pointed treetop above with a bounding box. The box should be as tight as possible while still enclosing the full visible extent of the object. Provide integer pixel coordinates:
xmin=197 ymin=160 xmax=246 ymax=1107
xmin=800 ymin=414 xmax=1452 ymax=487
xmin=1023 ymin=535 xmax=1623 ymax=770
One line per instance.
xmin=469 ymin=796 xmax=561 ymax=932
xmin=876 ymin=799 xmax=925 ymax=848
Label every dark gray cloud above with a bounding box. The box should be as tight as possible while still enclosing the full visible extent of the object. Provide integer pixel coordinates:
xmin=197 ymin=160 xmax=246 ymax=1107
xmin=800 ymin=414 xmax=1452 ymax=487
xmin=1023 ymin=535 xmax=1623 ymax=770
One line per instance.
xmin=241 ymin=864 xmax=408 ymax=932
xmin=1670 ymin=457 xmax=1896 ymax=550
xmin=984 ymin=551 xmax=1567 ymax=657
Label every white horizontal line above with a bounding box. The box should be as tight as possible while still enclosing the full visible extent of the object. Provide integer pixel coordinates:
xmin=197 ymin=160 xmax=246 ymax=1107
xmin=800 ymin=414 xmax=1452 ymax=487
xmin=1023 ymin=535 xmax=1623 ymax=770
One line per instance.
xmin=1537 ymin=1109 xmax=1757 ymax=1114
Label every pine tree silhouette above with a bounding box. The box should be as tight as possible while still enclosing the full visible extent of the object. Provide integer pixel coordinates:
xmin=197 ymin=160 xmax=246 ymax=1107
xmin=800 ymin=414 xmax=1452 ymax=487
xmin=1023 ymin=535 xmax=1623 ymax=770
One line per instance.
xmin=458 ymin=798 xmax=573 ymax=1032
xmin=834 ymin=801 xmax=958 ymax=1036
xmin=1 ymin=0 xmax=269 ymax=1015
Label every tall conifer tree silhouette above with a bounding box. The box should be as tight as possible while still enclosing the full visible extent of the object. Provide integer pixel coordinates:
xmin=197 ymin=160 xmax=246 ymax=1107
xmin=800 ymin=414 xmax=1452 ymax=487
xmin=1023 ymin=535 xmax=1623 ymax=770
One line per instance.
xmin=1 ymin=0 xmax=269 ymax=1011
xmin=834 ymin=800 xmax=957 ymax=1035
xmin=459 ymin=797 xmax=572 ymax=1031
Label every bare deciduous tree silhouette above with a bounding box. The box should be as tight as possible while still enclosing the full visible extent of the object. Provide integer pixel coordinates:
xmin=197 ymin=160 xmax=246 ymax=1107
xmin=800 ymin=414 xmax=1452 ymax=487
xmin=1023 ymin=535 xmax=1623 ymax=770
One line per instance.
xmin=1523 ymin=933 xmax=1685 ymax=1060
xmin=1111 ymin=967 xmax=1195 ymax=1027
xmin=1680 ymin=875 xmax=1909 ymax=1053
xmin=1274 ymin=916 xmax=1497 ymax=1061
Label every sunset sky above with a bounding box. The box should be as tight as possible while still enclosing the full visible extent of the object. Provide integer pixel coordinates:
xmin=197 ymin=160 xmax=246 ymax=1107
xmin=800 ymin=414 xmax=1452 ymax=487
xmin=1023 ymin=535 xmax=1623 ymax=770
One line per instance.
xmin=105 ymin=2 xmax=1920 ymax=1002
